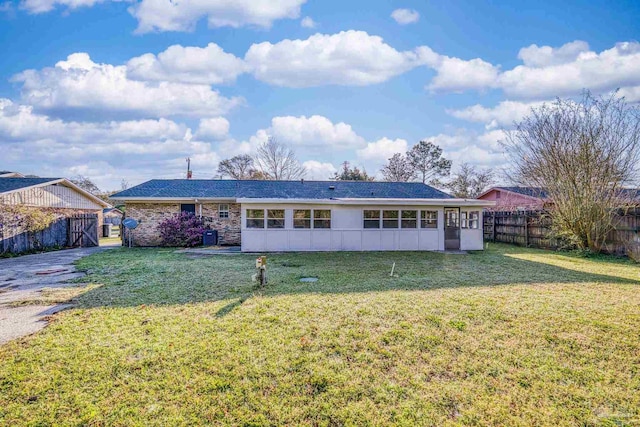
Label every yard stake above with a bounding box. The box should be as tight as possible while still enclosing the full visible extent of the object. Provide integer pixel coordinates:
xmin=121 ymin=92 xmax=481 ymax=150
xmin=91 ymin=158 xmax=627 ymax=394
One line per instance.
xmin=390 ymin=262 xmax=396 ymax=277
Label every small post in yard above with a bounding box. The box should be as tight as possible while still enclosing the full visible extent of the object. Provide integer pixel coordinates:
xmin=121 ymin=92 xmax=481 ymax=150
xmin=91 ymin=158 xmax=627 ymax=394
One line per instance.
xmin=255 ymin=256 xmax=267 ymax=287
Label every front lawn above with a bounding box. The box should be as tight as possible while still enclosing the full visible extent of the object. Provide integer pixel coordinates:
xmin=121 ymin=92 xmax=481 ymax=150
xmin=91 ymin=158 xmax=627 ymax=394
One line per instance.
xmin=1 ymin=245 xmax=639 ymax=426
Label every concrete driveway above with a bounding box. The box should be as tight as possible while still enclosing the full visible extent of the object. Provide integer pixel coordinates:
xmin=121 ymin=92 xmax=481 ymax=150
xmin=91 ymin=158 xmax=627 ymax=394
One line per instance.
xmin=0 ymin=246 xmax=112 ymax=345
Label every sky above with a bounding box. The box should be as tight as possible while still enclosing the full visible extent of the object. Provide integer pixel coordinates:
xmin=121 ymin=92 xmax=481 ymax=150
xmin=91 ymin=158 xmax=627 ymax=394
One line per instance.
xmin=0 ymin=0 xmax=639 ymax=190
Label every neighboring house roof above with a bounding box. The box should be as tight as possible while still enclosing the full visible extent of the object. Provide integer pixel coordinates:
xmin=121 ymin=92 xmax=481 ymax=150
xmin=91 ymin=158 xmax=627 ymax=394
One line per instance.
xmin=112 ymin=179 xmax=456 ymax=200
xmin=621 ymin=188 xmax=640 ymax=201
xmin=103 ymin=207 xmax=124 ymax=214
xmin=0 ymin=177 xmax=110 ymax=208
xmin=477 ymin=186 xmax=548 ymax=200
xmin=0 ymin=171 xmax=25 ymax=178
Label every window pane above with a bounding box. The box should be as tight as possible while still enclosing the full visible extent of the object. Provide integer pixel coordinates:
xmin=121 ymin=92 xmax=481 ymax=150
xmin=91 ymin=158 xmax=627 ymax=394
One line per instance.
xmin=247 ymin=219 xmax=264 ymax=228
xmin=364 ymin=220 xmax=379 ymax=229
xmin=267 ymin=209 xmax=284 ymax=219
xmin=219 ymin=204 xmax=229 ymax=219
xmin=461 ymin=211 xmax=468 ymax=229
xmin=268 ymin=219 xmax=285 ymax=228
xmin=402 ymin=210 xmax=417 ymax=219
xmin=469 ymin=211 xmax=479 ymax=229
xmin=314 ymin=219 xmax=331 ymax=229
xmin=180 ymin=204 xmax=196 ymax=215
xmin=314 ymin=210 xmax=331 ymax=219
xmin=421 ymin=210 xmax=437 ymax=228
xmin=383 ymin=210 xmax=399 ymax=219
xmin=247 ymin=209 xmax=264 ymax=219
xmin=364 ymin=210 xmax=380 ymax=219
xmin=313 ymin=210 xmax=331 ymax=229
xmin=294 ymin=209 xmax=311 ymax=219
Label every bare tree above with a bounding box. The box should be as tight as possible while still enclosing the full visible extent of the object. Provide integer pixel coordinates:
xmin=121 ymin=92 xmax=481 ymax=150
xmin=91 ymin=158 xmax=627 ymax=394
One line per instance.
xmin=445 ymin=162 xmax=494 ymax=198
xmin=381 ymin=153 xmax=415 ymax=182
xmin=254 ymin=137 xmax=306 ymax=180
xmin=332 ymin=161 xmax=374 ymax=181
xmin=70 ymin=175 xmax=101 ymax=195
xmin=217 ymin=154 xmax=257 ymax=179
xmin=506 ymin=91 xmax=640 ymax=252
xmin=407 ymin=140 xmax=452 ymax=184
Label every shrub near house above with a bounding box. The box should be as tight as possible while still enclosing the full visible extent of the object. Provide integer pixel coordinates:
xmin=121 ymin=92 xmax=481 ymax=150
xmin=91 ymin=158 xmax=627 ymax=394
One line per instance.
xmin=157 ymin=212 xmax=207 ymax=247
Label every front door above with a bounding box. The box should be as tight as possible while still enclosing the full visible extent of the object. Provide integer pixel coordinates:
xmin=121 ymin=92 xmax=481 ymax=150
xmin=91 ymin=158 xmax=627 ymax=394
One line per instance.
xmin=444 ymin=208 xmax=460 ymax=250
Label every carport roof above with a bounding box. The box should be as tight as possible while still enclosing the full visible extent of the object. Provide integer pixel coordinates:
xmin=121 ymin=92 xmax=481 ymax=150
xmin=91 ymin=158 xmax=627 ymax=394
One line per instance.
xmin=112 ymin=179 xmax=454 ymax=200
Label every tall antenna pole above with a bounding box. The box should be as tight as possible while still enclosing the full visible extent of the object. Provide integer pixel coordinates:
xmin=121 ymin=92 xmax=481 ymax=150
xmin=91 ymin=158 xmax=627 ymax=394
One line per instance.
xmin=186 ymin=157 xmax=192 ymax=179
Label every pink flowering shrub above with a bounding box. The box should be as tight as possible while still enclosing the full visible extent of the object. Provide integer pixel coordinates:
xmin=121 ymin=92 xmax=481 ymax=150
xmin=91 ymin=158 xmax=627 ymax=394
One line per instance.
xmin=157 ymin=212 xmax=207 ymax=247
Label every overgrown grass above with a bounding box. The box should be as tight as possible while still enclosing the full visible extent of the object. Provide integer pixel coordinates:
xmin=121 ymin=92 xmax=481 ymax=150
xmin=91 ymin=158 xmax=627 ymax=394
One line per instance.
xmin=1 ymin=244 xmax=639 ymax=426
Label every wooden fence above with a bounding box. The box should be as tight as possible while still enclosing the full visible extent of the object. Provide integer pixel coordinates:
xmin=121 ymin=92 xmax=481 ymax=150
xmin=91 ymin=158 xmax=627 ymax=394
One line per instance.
xmin=484 ymin=209 xmax=640 ymax=255
xmin=0 ymin=213 xmax=99 ymax=254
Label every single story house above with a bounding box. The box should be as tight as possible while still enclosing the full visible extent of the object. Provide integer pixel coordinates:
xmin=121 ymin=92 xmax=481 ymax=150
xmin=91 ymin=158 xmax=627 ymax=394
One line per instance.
xmin=112 ymin=179 xmax=493 ymax=252
xmin=0 ymin=177 xmax=110 ymax=224
xmin=477 ymin=186 xmax=548 ymax=211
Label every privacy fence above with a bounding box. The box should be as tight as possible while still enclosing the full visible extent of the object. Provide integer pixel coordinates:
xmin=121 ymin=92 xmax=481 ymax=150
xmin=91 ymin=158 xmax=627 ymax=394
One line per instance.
xmin=0 ymin=213 xmax=99 ymax=255
xmin=483 ymin=209 xmax=640 ymax=255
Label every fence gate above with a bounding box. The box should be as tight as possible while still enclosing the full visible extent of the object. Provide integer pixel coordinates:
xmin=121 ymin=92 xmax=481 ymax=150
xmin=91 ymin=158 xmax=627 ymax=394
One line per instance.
xmin=68 ymin=213 xmax=99 ymax=247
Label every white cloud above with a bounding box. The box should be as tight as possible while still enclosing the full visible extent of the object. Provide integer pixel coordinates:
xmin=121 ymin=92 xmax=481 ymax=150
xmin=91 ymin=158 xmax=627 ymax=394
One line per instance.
xmin=196 ymin=117 xmax=230 ymax=140
xmin=391 ymin=8 xmax=419 ymax=25
xmin=245 ymin=30 xmax=427 ymax=87
xmin=448 ymin=100 xmax=546 ymax=129
xmin=265 ymin=115 xmax=365 ymax=149
xmin=127 ymin=43 xmax=246 ymax=85
xmin=417 ymin=46 xmax=500 ymax=92
xmin=12 ymin=53 xmax=243 ymax=118
xmin=0 ymin=98 xmax=224 ymax=188
xmin=498 ymin=41 xmax=640 ymax=99
xmin=421 ymin=40 xmax=640 ymax=101
xmin=129 ymin=0 xmax=306 ymax=33
xmin=300 ymin=16 xmax=316 ymax=28
xmin=19 ymin=0 xmax=111 ymax=13
xmin=356 ymin=137 xmax=408 ymax=162
xmin=21 ymin=0 xmax=306 ymax=32
xmin=517 ymin=40 xmax=590 ymax=68
xmin=426 ymin=129 xmax=508 ymax=167
xmin=302 ymin=160 xmax=336 ymax=180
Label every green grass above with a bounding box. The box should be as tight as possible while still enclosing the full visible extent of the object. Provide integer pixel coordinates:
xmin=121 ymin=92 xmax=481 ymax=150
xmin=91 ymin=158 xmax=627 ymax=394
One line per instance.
xmin=1 ymin=244 xmax=639 ymax=426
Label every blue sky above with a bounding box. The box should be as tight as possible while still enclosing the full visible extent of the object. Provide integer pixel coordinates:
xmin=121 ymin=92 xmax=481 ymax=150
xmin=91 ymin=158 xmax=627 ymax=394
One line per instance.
xmin=1 ymin=0 xmax=639 ymax=189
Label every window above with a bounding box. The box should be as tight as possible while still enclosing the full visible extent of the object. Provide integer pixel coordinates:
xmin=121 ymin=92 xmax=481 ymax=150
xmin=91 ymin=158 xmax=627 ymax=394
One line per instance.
xmin=218 ymin=204 xmax=229 ymax=219
xmin=421 ymin=210 xmax=437 ymax=228
xmin=246 ymin=209 xmax=264 ymax=228
xmin=267 ymin=209 xmax=285 ymax=229
xmin=180 ymin=204 xmax=196 ymax=215
xmin=313 ymin=210 xmax=331 ymax=229
xmin=469 ymin=211 xmax=480 ymax=229
xmin=461 ymin=211 xmax=469 ymax=229
xmin=363 ymin=210 xmax=380 ymax=228
xmin=401 ymin=210 xmax=417 ymax=228
xmin=294 ymin=209 xmax=311 ymax=229
xmin=383 ymin=210 xmax=399 ymax=228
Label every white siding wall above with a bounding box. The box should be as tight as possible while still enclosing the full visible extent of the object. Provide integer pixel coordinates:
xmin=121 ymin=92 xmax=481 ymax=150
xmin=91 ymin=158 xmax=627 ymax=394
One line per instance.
xmin=241 ymin=204 xmax=455 ymax=252
xmin=0 ymin=184 xmax=103 ymax=210
xmin=460 ymin=208 xmax=485 ymax=250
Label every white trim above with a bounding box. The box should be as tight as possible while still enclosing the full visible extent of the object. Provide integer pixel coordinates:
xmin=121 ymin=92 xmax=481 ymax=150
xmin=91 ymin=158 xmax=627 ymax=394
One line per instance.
xmin=238 ymin=198 xmax=493 ymax=207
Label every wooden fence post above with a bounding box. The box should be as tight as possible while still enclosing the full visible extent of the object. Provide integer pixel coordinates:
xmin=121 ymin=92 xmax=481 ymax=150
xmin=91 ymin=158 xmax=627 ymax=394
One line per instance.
xmin=524 ymin=212 xmax=529 ymax=247
xmin=492 ymin=211 xmax=496 ymax=242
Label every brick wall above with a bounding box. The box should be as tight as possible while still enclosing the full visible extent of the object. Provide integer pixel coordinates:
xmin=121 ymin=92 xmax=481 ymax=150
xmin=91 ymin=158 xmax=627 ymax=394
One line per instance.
xmin=125 ymin=202 xmax=241 ymax=246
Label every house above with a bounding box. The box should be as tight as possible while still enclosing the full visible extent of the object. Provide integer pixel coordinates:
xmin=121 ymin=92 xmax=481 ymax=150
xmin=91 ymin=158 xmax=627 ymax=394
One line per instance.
xmin=103 ymin=207 xmax=124 ymax=225
xmin=0 ymin=171 xmax=25 ymax=178
xmin=111 ymin=179 xmax=494 ymax=252
xmin=477 ymin=186 xmax=548 ymax=211
xmin=0 ymin=177 xmax=110 ymax=224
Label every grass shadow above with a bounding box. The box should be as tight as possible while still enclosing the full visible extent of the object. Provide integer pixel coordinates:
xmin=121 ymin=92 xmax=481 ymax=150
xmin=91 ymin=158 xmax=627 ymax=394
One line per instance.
xmin=72 ymin=244 xmax=639 ymax=309
xmin=215 ymin=298 xmax=246 ymax=317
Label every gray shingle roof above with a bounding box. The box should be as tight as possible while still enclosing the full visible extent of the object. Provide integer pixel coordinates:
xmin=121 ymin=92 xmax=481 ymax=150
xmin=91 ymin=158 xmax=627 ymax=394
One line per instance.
xmin=112 ymin=179 xmax=453 ymax=200
xmin=0 ymin=178 xmax=60 ymax=194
